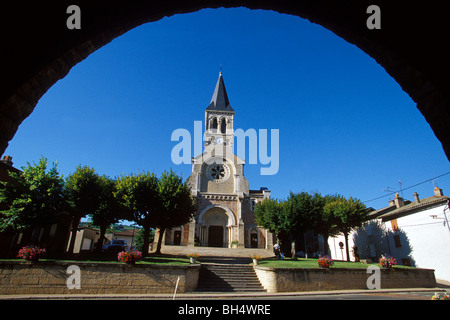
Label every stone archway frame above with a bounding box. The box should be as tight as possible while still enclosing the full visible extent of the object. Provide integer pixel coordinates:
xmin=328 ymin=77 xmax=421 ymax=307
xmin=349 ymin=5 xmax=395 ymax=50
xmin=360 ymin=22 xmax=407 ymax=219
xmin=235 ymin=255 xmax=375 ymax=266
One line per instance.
xmin=198 ymin=204 xmax=237 ymax=247
xmin=1 ymin=3 xmax=450 ymax=160
xmin=198 ymin=204 xmax=237 ymax=226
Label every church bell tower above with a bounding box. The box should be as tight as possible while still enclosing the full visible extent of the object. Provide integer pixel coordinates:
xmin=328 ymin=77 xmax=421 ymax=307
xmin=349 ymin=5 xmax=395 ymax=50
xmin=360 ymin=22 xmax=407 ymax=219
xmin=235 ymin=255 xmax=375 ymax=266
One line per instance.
xmin=204 ymin=72 xmax=235 ymax=149
xmin=161 ymin=72 xmax=273 ymax=251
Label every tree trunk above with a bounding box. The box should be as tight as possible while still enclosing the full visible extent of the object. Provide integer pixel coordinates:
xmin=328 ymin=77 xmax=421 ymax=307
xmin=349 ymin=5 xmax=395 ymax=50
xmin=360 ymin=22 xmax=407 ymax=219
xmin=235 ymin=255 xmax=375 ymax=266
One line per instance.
xmin=322 ymin=232 xmax=330 ymax=257
xmin=96 ymin=224 xmax=107 ymax=253
xmin=67 ymin=215 xmax=81 ymax=255
xmin=290 ymin=234 xmax=297 ymax=260
xmin=141 ymin=226 xmax=151 ymax=257
xmin=343 ymin=230 xmax=350 ymax=261
xmin=155 ymin=227 xmax=166 ymax=255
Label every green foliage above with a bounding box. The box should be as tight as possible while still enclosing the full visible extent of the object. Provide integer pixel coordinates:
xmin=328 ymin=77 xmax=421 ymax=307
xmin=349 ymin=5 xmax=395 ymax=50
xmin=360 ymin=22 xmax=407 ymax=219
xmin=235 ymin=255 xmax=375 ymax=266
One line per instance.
xmin=313 ymin=194 xmax=342 ymax=237
xmin=115 ymin=171 xmax=159 ymax=227
xmin=254 ymin=198 xmax=286 ymax=237
xmin=153 ymin=169 xmax=195 ymax=254
xmin=0 ymin=157 xmax=67 ymax=232
xmin=285 ymin=191 xmax=323 ymax=235
xmin=65 ymin=165 xmax=101 ymax=215
xmin=134 ymin=228 xmax=154 ymax=250
xmin=255 ymin=192 xmax=324 ymax=239
xmin=115 ymin=171 xmax=159 ymax=255
xmin=154 ymin=169 xmax=195 ymax=229
xmin=90 ymin=176 xmax=128 ymax=227
xmin=324 ymin=196 xmax=368 ymax=234
xmin=255 ymin=190 xmax=368 ymax=258
xmin=324 ymin=195 xmax=368 ymax=260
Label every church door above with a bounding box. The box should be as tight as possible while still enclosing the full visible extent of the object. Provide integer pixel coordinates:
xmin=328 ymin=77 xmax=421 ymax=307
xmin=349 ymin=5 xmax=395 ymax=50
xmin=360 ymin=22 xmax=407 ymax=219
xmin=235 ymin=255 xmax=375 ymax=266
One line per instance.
xmin=251 ymin=231 xmax=258 ymax=248
xmin=208 ymin=226 xmax=224 ymax=247
xmin=174 ymin=231 xmax=181 ymax=246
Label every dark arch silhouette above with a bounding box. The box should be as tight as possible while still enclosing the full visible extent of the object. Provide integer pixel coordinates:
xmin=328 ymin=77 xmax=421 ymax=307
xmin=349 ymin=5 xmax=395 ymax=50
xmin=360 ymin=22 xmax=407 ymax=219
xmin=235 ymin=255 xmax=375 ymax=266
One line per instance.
xmin=1 ymin=1 xmax=449 ymax=160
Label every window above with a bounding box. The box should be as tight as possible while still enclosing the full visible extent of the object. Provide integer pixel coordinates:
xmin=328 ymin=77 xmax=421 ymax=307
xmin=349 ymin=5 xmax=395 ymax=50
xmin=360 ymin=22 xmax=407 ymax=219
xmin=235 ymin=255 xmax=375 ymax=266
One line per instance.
xmin=402 ymin=258 xmax=411 ymax=266
xmin=221 ymin=119 xmax=226 ymax=133
xmin=391 ymin=219 xmax=399 ymax=231
xmin=49 ymin=223 xmax=57 ymax=237
xmin=393 ymin=234 xmax=402 ymax=247
xmin=211 ymin=118 xmax=218 ymax=132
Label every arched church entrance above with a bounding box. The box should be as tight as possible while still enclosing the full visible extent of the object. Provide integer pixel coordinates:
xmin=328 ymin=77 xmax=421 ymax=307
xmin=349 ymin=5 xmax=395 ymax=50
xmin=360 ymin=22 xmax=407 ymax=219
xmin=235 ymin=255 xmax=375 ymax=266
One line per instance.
xmin=199 ymin=206 xmax=235 ymax=248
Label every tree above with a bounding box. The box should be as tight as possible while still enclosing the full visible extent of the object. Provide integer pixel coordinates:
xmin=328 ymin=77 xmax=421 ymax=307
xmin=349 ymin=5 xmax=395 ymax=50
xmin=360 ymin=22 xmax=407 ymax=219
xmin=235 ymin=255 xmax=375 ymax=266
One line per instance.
xmin=115 ymin=172 xmax=159 ymax=256
xmin=254 ymin=198 xmax=287 ymax=244
xmin=312 ymin=194 xmax=343 ymax=256
xmin=135 ymin=228 xmax=154 ymax=251
xmin=324 ymin=196 xmax=369 ymax=261
xmin=0 ymin=157 xmax=67 ymax=239
xmin=90 ymin=176 xmax=129 ymax=252
xmin=284 ymin=192 xmax=323 ymax=259
xmin=65 ymin=165 xmax=102 ymax=254
xmin=152 ymin=169 xmax=195 ymax=254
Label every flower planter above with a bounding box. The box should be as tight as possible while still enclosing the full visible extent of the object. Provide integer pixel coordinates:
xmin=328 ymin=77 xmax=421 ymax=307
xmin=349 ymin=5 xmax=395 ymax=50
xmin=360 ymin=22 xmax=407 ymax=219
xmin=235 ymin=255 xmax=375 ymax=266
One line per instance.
xmin=17 ymin=245 xmax=46 ymax=263
xmin=379 ymin=255 xmax=397 ymax=268
xmin=317 ymin=256 xmax=334 ymax=268
xmin=187 ymin=253 xmax=200 ymax=263
xmin=253 ymin=259 xmax=259 ymax=266
xmin=117 ymin=250 xmax=142 ymax=264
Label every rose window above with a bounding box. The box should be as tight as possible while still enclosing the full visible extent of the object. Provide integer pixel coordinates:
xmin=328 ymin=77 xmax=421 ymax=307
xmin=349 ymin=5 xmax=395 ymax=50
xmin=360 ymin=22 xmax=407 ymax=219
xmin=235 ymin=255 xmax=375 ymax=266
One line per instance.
xmin=207 ymin=163 xmax=230 ymax=183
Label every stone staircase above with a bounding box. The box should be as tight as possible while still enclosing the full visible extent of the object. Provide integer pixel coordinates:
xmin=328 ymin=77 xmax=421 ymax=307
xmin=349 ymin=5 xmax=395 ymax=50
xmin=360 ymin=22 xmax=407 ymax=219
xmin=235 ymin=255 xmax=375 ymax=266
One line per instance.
xmin=195 ymin=258 xmax=266 ymax=292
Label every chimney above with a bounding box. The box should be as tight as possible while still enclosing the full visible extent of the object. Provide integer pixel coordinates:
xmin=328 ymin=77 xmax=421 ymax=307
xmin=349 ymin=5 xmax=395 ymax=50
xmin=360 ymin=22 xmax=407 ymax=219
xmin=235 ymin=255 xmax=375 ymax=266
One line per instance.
xmin=394 ymin=193 xmax=404 ymax=208
xmin=433 ymin=186 xmax=444 ymax=197
xmin=413 ymin=192 xmax=420 ymax=203
xmin=0 ymin=155 xmax=13 ymax=167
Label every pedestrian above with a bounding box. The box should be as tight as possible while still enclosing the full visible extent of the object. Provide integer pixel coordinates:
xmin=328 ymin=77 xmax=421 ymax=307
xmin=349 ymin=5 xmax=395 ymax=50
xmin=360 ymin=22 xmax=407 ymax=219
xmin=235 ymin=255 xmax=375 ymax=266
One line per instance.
xmin=274 ymin=243 xmax=281 ymax=259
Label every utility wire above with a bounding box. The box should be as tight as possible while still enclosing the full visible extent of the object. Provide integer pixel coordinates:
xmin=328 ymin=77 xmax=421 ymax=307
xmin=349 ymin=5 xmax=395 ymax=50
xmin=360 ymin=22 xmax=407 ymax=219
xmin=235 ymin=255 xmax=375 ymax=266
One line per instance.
xmin=363 ymin=171 xmax=450 ymax=203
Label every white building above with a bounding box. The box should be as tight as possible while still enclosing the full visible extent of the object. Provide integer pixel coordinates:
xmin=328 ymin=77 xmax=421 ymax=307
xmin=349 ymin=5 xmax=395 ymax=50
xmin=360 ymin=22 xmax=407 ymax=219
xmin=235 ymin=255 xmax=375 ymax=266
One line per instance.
xmin=328 ymin=187 xmax=450 ymax=282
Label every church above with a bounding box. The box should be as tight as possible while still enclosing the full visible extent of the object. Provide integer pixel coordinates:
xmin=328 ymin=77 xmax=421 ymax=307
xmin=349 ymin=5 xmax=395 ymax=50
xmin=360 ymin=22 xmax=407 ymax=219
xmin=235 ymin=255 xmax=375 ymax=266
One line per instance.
xmin=163 ymin=72 xmax=273 ymax=249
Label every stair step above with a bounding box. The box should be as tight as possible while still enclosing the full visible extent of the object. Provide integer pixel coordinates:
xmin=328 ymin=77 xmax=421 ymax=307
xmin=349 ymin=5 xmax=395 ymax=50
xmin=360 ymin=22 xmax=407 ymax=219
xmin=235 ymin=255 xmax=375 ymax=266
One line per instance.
xmin=195 ymin=263 xmax=266 ymax=293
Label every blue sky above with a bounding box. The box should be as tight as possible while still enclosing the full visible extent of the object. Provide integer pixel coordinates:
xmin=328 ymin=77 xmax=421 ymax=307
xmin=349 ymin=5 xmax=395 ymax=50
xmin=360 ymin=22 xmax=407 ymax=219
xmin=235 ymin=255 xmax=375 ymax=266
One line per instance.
xmin=5 ymin=8 xmax=449 ymax=210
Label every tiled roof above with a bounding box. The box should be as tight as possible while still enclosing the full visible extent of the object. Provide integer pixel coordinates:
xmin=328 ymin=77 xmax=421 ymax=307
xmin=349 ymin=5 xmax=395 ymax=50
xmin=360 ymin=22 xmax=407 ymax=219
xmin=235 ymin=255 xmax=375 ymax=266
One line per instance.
xmin=206 ymin=72 xmax=234 ymax=112
xmin=113 ymin=229 xmax=141 ymax=236
xmin=377 ymin=195 xmax=449 ymax=221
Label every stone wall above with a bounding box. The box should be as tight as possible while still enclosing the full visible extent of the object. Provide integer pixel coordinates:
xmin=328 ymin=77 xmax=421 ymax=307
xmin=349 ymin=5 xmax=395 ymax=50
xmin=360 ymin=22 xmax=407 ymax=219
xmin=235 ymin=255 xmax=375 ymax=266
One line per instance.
xmin=254 ymin=265 xmax=436 ymax=293
xmin=0 ymin=261 xmax=200 ymax=295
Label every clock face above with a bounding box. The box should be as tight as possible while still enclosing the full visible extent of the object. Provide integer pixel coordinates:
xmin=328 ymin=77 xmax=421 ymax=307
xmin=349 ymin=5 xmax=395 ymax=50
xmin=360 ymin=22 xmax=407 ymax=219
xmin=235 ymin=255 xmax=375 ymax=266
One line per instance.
xmin=207 ymin=162 xmax=230 ymax=183
xmin=215 ymin=137 xmax=223 ymax=144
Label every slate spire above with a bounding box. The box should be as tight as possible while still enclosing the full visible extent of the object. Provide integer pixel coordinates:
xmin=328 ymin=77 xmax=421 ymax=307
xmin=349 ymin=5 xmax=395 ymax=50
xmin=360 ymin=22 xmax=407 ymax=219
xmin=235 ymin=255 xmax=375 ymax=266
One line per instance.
xmin=207 ymin=72 xmax=234 ymax=111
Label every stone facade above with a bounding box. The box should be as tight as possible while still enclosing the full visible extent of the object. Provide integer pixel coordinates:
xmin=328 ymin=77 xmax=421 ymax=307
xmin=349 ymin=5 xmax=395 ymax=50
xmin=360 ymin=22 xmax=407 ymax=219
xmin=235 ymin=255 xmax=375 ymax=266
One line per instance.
xmin=163 ymin=73 xmax=273 ymax=250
